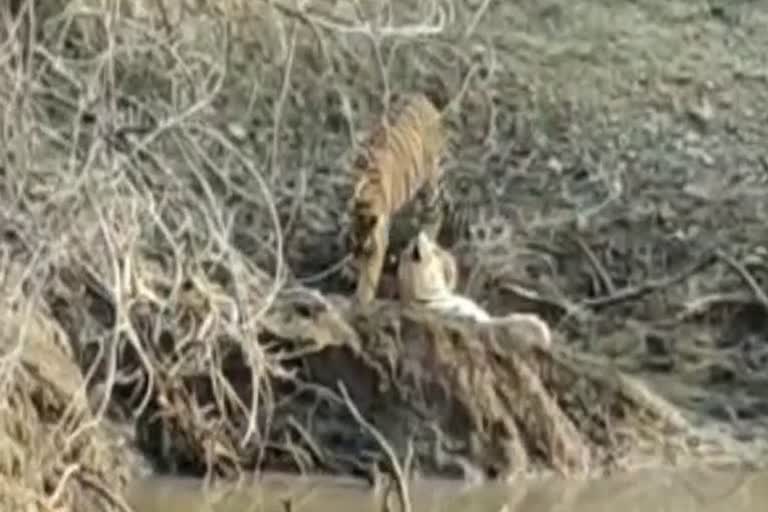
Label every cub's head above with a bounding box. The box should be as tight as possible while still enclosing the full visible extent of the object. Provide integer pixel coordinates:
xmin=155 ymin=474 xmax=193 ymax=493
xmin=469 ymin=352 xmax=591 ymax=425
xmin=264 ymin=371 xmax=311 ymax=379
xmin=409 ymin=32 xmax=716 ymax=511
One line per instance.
xmin=397 ymin=231 xmax=458 ymax=303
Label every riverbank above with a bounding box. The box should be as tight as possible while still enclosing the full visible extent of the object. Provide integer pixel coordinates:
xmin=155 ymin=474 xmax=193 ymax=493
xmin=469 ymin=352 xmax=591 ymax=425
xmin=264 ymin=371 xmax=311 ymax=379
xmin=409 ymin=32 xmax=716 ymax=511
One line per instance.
xmin=2 ymin=0 xmax=768 ymax=510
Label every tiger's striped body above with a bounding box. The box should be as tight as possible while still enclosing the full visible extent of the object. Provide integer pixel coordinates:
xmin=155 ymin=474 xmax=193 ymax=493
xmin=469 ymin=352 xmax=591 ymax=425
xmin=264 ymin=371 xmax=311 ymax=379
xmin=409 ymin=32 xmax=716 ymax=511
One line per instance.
xmin=348 ymin=93 xmax=449 ymax=305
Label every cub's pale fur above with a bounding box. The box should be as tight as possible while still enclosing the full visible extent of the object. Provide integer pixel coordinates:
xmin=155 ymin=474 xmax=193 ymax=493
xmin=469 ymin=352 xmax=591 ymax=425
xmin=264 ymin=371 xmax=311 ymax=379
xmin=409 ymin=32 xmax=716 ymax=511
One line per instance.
xmin=397 ymin=231 xmax=552 ymax=348
xmin=349 ymin=93 xmax=447 ymax=305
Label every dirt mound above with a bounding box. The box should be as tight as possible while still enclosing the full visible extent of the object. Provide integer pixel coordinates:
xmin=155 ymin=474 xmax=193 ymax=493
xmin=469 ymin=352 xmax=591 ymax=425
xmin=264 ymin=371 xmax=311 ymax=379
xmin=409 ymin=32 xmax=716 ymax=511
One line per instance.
xmin=0 ymin=272 xmax=137 ymax=512
xmin=37 ymin=257 xmax=734 ymax=484
xmin=266 ymin=296 xmax=705 ymax=478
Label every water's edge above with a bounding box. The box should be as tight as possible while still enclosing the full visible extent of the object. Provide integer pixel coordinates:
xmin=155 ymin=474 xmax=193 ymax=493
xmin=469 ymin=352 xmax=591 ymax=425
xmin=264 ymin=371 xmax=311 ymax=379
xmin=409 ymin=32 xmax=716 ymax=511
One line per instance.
xmin=128 ymin=468 xmax=768 ymax=512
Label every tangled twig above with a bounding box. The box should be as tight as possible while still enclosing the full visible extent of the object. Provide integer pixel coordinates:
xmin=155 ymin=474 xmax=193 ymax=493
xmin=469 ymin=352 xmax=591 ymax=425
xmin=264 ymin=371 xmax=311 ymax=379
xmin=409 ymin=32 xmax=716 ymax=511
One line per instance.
xmin=338 ymin=381 xmax=412 ymax=512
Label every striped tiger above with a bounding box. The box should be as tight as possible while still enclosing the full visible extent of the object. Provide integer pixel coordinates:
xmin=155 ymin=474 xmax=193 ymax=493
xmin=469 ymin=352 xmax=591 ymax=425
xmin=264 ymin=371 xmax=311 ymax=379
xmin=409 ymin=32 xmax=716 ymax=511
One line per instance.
xmin=348 ymin=93 xmax=449 ymax=305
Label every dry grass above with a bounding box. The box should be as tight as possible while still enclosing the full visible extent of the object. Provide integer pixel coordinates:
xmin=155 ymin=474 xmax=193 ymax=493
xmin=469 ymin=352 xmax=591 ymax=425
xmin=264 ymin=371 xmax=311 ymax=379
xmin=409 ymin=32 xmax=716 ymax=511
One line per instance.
xmin=2 ymin=0 xmax=768 ymax=510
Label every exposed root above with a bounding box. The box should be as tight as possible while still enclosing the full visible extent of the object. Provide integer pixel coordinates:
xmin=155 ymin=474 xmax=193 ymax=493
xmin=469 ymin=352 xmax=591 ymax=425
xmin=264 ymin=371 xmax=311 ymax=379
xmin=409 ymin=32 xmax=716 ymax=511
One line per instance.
xmin=40 ymin=247 xmax=729 ymax=484
xmin=0 ymin=286 xmax=137 ymax=512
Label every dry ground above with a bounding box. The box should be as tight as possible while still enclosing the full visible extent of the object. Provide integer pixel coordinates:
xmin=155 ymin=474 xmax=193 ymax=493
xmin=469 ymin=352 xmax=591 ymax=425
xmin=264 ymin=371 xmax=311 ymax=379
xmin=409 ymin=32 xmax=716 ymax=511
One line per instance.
xmin=2 ymin=0 xmax=768 ymax=510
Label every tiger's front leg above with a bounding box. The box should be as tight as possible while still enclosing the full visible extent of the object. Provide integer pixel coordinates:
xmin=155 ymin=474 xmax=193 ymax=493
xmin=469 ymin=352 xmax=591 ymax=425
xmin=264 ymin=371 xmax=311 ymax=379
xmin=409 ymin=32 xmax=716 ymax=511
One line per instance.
xmin=354 ymin=215 xmax=391 ymax=305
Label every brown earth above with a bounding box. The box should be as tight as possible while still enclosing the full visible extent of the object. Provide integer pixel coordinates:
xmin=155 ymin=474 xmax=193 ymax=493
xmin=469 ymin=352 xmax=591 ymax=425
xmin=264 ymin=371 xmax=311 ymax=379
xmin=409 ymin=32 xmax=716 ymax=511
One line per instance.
xmin=2 ymin=0 xmax=768 ymax=510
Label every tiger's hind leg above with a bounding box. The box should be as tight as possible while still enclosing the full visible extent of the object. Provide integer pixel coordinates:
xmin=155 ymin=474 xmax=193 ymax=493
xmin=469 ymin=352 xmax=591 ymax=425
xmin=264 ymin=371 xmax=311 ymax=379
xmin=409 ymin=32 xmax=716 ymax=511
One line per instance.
xmin=418 ymin=176 xmax=452 ymax=241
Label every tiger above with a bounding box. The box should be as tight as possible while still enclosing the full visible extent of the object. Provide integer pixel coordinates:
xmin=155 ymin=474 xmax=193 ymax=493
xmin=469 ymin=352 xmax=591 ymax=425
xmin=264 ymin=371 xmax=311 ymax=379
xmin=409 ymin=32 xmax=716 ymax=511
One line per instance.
xmin=348 ymin=93 xmax=449 ymax=305
xmin=397 ymin=230 xmax=553 ymax=348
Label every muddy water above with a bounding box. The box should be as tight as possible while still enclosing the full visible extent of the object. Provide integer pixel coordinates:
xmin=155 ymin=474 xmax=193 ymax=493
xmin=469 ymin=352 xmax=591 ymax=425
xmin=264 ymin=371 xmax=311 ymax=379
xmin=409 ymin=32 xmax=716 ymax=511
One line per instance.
xmin=129 ymin=468 xmax=768 ymax=512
